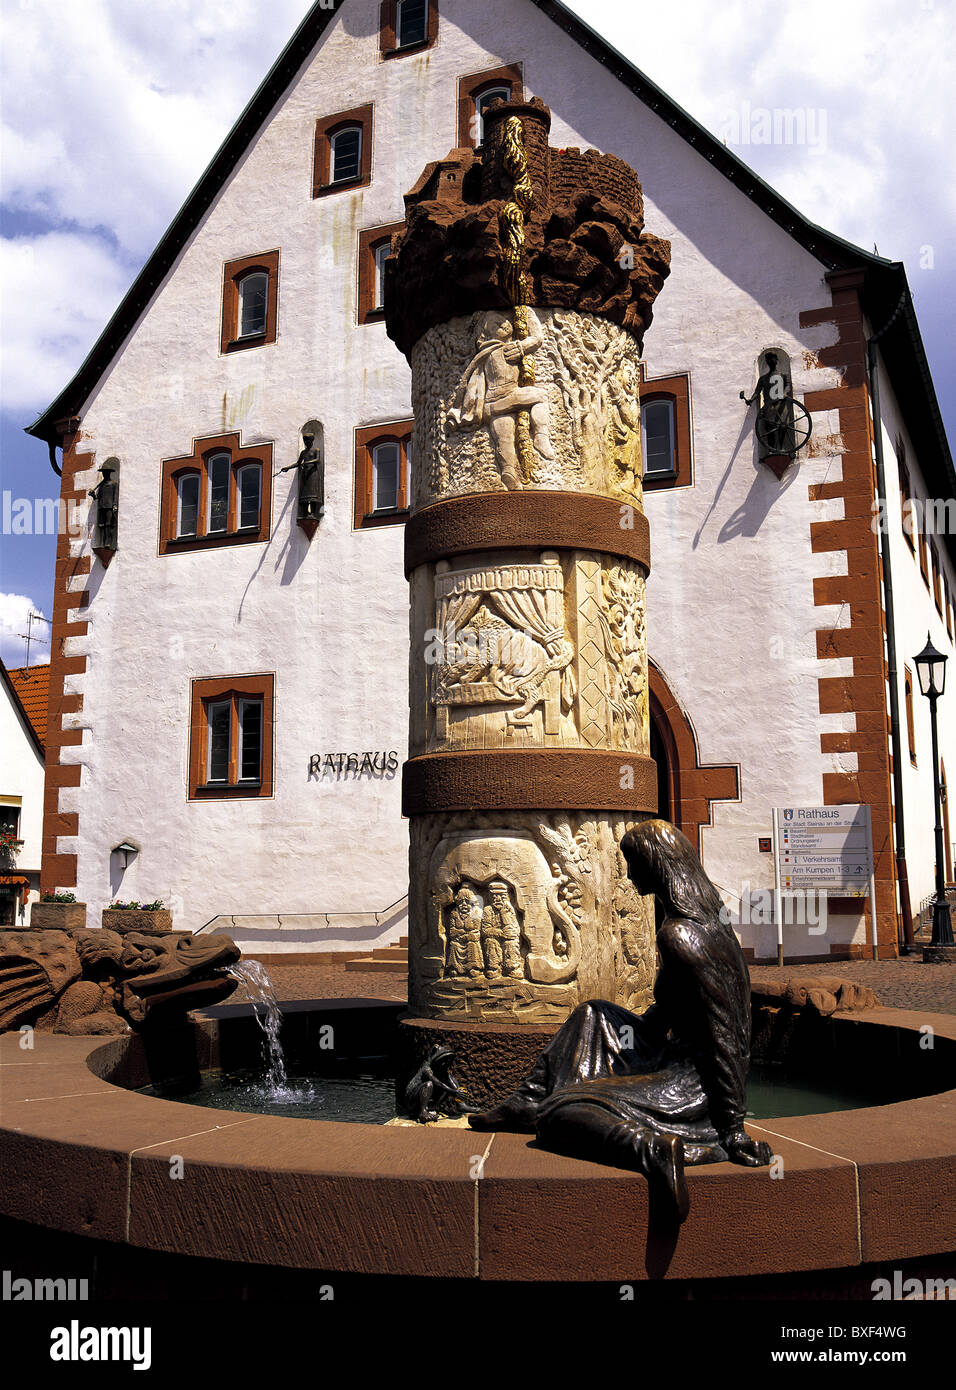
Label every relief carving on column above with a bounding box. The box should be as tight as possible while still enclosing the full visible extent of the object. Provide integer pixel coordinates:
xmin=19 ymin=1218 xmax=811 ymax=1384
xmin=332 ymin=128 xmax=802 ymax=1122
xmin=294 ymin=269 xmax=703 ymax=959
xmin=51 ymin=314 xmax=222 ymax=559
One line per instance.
xmin=419 ymin=551 xmax=648 ymax=756
xmin=427 ymin=550 xmax=576 ymax=748
xmin=600 ymin=561 xmax=649 ymax=752
xmin=410 ymin=308 xmax=644 ymax=507
xmin=408 ymin=812 xmax=655 ymax=1023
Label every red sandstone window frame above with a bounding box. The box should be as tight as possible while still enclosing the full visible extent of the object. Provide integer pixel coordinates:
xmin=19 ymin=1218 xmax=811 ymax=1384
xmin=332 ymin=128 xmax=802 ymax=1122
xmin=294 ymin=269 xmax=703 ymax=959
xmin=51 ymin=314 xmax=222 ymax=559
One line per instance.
xmin=188 ymin=674 xmax=274 ymax=800
xmin=904 ymin=666 xmax=917 ymax=765
xmin=898 ymin=452 xmax=915 ymax=552
xmin=220 ymin=251 xmax=279 ymax=354
xmin=931 ymin=544 xmax=944 ymax=615
xmin=313 ymin=106 xmax=373 ymax=197
xmin=354 ymin=421 xmax=413 ymax=529
xmin=357 ymin=223 xmax=403 ymax=325
xmin=457 ymin=65 xmax=523 ymax=148
xmin=380 ymin=0 xmax=438 ymax=58
xmin=160 ymin=433 xmax=273 ymax=556
xmin=639 ymin=369 xmax=693 ymax=492
xmin=916 ymin=502 xmax=931 ymax=587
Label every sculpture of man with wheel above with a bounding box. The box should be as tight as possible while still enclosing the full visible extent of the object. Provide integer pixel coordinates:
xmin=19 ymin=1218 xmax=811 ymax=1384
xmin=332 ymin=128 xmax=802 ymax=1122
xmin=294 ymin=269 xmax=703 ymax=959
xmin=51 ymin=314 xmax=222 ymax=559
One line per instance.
xmin=740 ymin=350 xmax=812 ymax=464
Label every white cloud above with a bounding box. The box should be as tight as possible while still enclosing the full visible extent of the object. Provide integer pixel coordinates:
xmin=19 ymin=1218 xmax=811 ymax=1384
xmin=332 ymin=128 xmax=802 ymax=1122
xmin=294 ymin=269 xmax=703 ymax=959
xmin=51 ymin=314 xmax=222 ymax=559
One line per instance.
xmin=565 ymin=0 xmax=954 ymax=262
xmin=0 ymin=0 xmax=316 ymax=259
xmin=0 ymin=592 xmax=46 ymax=669
xmin=0 ymin=0 xmax=316 ymax=416
xmin=0 ymin=231 xmax=133 ymax=413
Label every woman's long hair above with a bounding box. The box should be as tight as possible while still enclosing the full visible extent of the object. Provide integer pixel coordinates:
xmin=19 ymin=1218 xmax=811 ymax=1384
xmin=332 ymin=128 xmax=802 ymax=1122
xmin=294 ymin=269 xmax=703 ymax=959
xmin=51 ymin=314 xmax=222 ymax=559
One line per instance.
xmin=621 ymin=819 xmax=726 ymax=928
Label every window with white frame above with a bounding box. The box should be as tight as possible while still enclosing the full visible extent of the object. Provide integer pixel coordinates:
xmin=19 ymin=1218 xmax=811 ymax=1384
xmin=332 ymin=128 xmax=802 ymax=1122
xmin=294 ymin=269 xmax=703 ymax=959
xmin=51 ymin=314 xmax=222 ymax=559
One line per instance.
xmin=177 ymin=473 xmax=200 ymax=539
xmin=237 ymin=271 xmax=269 ymax=339
xmin=372 ymin=441 xmax=401 ymax=512
xmin=397 ymin=0 xmax=428 ymax=47
xmin=206 ymin=452 xmax=231 ymax=534
xmin=373 ymin=241 xmax=390 ymax=311
xmin=475 ymin=85 xmax=510 ymax=145
xmin=203 ymin=693 xmax=264 ymax=785
xmin=189 ymin=675 xmax=274 ymax=799
xmin=354 ymin=422 xmax=412 ymax=527
xmin=165 ymin=445 xmax=265 ymax=549
xmin=331 ymin=126 xmax=362 ymax=184
xmin=236 ymin=464 xmax=262 ymax=531
xmin=641 ymin=398 xmax=677 ymax=477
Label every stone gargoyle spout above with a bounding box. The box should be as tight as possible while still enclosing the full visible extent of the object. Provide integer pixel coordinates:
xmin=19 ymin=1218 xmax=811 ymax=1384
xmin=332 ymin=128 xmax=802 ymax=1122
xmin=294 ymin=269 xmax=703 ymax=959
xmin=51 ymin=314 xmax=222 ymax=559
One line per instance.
xmin=0 ymin=928 xmax=241 ymax=1035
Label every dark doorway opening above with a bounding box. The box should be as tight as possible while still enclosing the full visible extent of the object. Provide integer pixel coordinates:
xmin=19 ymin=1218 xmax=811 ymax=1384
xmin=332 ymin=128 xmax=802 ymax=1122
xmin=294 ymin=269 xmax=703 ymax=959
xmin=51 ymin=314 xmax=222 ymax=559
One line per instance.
xmin=650 ymin=717 xmax=670 ymax=822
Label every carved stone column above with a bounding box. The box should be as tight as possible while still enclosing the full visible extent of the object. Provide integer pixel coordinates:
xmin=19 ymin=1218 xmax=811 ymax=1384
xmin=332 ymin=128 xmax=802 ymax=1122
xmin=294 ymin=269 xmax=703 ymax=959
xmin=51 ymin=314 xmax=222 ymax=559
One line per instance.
xmin=387 ymin=100 xmax=671 ymax=1042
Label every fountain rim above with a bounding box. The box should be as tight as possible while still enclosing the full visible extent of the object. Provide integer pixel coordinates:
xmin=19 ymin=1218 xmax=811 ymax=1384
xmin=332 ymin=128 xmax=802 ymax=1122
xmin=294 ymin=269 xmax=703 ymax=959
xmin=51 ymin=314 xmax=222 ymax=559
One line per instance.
xmin=1 ymin=1001 xmax=954 ymax=1283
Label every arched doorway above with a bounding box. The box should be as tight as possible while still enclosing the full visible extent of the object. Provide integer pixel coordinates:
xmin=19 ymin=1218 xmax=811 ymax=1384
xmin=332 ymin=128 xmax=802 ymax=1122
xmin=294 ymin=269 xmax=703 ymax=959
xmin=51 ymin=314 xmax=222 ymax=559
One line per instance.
xmin=649 ymin=718 xmax=671 ymax=823
xmin=648 ymin=662 xmax=740 ymax=852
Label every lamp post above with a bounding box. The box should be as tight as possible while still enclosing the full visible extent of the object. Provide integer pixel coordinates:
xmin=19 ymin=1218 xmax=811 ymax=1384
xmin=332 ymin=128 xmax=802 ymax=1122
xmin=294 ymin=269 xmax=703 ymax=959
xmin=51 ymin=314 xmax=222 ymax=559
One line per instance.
xmin=913 ymin=633 xmax=953 ymax=952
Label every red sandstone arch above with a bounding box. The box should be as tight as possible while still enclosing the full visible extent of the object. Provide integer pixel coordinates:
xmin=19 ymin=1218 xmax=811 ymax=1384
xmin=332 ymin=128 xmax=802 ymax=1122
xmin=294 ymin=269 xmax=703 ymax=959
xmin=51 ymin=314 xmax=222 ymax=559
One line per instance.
xmin=648 ymin=661 xmax=740 ymax=852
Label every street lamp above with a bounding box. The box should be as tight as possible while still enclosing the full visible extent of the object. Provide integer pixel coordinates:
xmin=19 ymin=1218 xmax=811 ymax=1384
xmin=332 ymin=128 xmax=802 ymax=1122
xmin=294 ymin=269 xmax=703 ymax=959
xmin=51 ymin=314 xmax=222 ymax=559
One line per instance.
xmin=913 ymin=633 xmax=953 ymax=950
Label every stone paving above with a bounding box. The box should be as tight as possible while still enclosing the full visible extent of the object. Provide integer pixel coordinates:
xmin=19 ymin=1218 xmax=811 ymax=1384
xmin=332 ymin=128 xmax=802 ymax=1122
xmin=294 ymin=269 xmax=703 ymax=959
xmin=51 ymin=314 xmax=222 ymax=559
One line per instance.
xmin=236 ymin=956 xmax=956 ymax=1015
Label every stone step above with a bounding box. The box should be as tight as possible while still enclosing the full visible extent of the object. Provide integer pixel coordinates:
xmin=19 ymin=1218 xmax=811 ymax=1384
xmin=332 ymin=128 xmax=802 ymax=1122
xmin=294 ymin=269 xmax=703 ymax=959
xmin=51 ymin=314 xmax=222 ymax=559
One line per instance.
xmin=372 ymin=947 xmax=408 ymax=960
xmin=344 ymin=957 xmax=407 ymax=973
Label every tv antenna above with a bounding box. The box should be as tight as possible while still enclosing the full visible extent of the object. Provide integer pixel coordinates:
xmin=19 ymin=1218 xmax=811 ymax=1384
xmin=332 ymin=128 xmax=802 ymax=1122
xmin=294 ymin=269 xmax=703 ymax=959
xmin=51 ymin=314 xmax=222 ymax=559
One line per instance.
xmin=17 ymin=611 xmax=51 ymax=669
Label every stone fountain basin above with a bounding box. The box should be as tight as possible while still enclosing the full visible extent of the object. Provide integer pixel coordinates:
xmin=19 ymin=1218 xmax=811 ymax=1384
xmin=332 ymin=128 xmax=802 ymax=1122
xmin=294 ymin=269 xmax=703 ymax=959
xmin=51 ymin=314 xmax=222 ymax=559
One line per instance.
xmin=1 ymin=1000 xmax=955 ymax=1284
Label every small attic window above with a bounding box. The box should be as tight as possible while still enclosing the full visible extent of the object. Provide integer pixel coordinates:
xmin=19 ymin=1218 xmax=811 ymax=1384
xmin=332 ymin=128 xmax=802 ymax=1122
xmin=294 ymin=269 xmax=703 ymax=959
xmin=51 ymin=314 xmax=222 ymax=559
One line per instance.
xmin=475 ymin=86 xmax=510 ymax=146
xmin=639 ymin=368 xmax=694 ymax=492
xmin=398 ymin=0 xmax=427 ymax=46
xmin=314 ymin=107 xmax=373 ymax=196
xmin=380 ymin=0 xmax=438 ymax=58
xmin=357 ymin=222 xmax=404 ymax=325
xmin=237 ymin=271 xmax=268 ymax=339
xmin=331 ymin=126 xmax=362 ymax=184
xmin=220 ymin=251 xmax=279 ymax=354
xmin=457 ymin=65 xmax=523 ymax=148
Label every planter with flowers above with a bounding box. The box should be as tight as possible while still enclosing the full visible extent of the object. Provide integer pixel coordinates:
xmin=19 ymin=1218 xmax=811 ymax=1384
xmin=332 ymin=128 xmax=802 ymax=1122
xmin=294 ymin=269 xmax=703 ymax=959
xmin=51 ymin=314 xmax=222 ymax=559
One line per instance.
xmin=30 ymin=892 xmax=87 ymax=932
xmin=101 ymin=900 xmax=173 ymax=935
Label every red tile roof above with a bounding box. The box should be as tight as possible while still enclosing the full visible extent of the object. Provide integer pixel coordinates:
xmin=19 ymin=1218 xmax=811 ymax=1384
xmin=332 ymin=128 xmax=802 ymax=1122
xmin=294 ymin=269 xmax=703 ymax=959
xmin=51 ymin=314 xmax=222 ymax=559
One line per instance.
xmin=6 ymin=664 xmax=50 ymax=749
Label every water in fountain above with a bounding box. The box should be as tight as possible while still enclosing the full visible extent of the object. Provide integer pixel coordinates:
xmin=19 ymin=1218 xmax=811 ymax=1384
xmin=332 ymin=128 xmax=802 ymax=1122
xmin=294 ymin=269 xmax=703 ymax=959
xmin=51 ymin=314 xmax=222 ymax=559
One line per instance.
xmin=225 ymin=960 xmax=316 ymax=1106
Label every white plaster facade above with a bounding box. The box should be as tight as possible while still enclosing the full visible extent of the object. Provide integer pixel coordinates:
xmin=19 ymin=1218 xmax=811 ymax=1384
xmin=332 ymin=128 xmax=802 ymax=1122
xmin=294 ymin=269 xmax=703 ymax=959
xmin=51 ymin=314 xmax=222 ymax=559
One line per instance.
xmin=874 ymin=353 xmax=956 ymax=914
xmin=37 ymin=0 xmax=954 ymax=959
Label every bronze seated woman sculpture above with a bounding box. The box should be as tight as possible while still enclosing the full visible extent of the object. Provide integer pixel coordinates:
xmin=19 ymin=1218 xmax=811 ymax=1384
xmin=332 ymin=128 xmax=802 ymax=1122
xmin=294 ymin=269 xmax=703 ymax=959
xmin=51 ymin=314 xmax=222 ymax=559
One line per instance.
xmin=469 ymin=819 xmax=772 ymax=1221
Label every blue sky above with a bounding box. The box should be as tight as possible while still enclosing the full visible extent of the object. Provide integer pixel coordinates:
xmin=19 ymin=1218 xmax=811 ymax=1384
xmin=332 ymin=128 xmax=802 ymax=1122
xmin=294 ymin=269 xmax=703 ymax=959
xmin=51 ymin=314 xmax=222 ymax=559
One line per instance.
xmin=1 ymin=0 xmax=953 ymax=668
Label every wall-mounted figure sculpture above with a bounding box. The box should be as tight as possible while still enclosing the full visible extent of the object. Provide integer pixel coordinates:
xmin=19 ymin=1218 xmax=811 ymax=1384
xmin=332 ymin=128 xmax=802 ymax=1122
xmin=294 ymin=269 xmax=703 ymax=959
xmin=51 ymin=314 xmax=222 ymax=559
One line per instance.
xmin=89 ymin=458 xmax=120 ymax=566
xmin=280 ymin=420 xmax=325 ymax=538
xmin=740 ymin=350 xmax=811 ymax=478
xmin=469 ymin=819 xmax=773 ymax=1222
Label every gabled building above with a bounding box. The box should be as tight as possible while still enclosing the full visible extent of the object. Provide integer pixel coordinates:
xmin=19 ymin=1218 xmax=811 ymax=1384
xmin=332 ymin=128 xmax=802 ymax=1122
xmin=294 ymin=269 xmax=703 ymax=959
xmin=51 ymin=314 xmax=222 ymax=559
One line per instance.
xmin=25 ymin=0 xmax=955 ymax=961
xmin=0 ymin=663 xmax=47 ymax=923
